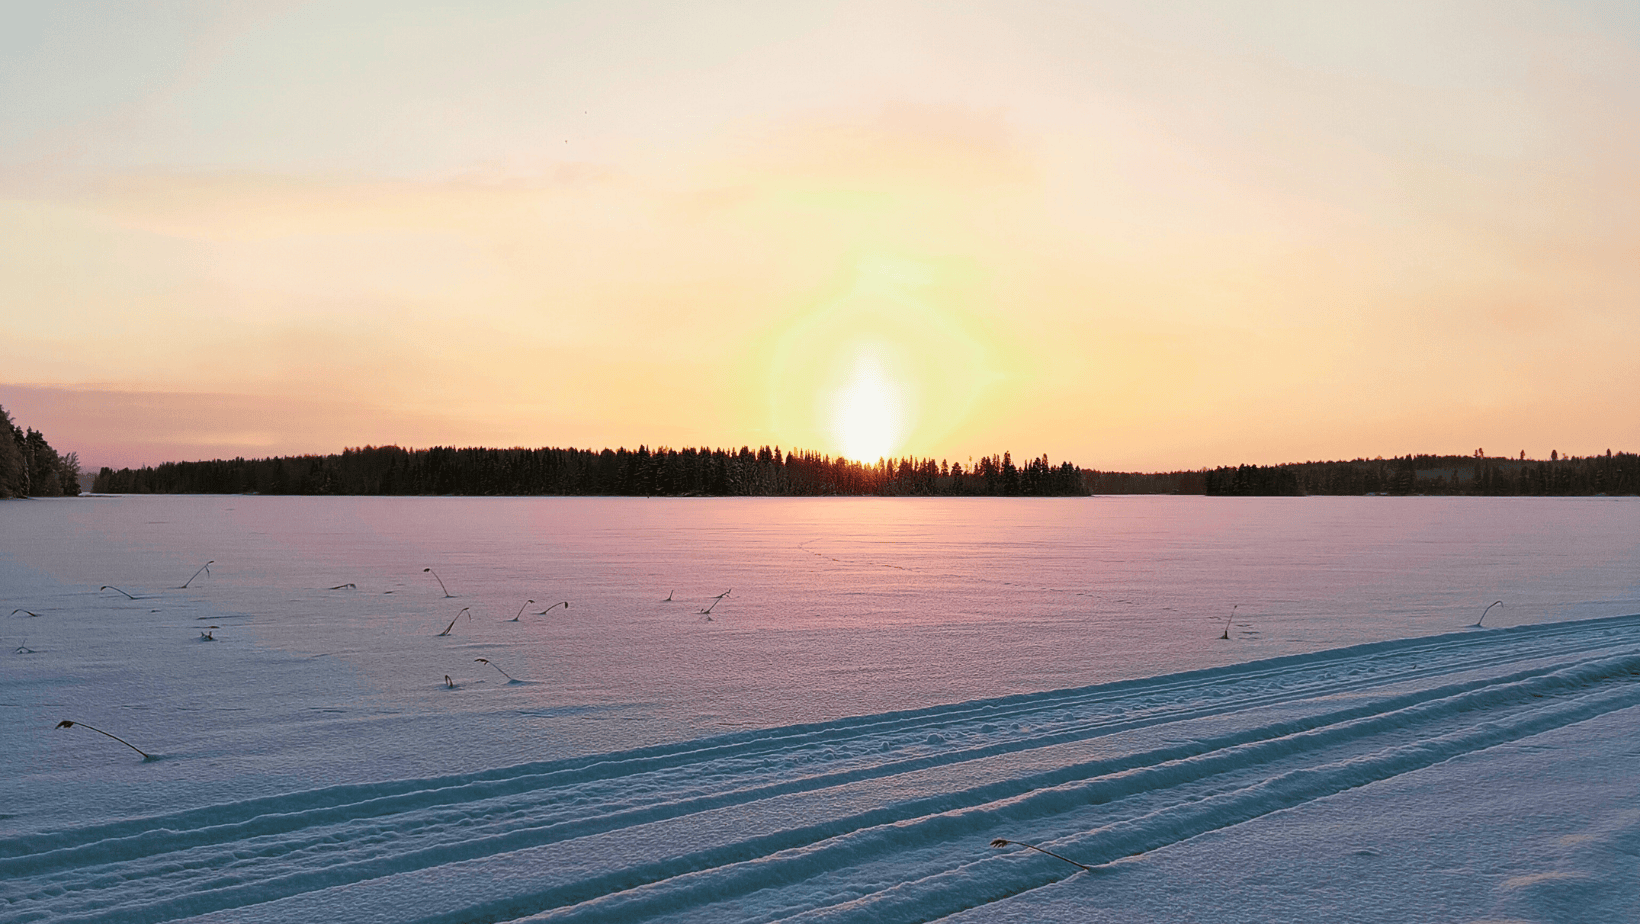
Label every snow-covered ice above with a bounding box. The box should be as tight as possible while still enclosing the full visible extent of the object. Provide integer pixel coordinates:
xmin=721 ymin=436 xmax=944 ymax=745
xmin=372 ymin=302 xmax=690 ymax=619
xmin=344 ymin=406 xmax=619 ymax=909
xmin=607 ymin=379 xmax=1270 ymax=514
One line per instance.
xmin=3 ymin=495 xmax=1638 ymax=923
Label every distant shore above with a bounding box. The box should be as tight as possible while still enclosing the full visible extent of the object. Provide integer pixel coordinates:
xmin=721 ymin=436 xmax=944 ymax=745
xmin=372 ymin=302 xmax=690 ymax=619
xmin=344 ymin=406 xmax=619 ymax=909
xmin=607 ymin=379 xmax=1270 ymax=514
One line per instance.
xmin=87 ymin=445 xmax=1637 ymax=498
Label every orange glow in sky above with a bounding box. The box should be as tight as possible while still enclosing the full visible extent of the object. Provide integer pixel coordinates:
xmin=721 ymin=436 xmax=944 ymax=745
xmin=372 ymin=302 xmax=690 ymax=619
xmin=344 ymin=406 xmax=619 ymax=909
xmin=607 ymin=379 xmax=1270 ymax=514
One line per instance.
xmin=2 ymin=3 xmax=1638 ymax=470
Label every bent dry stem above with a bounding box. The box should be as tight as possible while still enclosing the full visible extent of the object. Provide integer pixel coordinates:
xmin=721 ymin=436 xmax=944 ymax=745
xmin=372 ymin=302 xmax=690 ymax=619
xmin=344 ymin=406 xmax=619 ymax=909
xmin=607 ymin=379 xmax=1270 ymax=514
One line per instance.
xmin=180 ymin=561 xmax=213 ymax=589
xmin=56 ymin=720 xmax=152 ymax=760
xmin=423 ymin=568 xmax=453 ymax=598
xmin=989 ymin=838 xmax=1091 ymax=871
xmin=436 ymin=608 xmax=471 ymax=637
xmin=700 ymin=589 xmax=732 ymax=615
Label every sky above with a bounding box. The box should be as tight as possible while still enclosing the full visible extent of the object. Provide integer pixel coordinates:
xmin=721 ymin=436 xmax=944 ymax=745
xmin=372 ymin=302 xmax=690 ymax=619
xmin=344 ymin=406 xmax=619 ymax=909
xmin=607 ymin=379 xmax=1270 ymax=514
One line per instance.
xmin=3 ymin=1 xmax=1638 ymax=472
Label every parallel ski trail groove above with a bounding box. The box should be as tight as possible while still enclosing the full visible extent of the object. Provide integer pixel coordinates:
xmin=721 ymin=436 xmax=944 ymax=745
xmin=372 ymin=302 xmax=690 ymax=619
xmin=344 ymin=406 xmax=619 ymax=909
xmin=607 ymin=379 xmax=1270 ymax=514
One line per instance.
xmin=413 ymin=654 xmax=1640 ymax=924
xmin=8 ymin=615 xmax=1619 ymax=871
xmin=4 ymin=614 xmax=1637 ymax=924
xmin=3 ymin=630 xmax=1597 ymax=881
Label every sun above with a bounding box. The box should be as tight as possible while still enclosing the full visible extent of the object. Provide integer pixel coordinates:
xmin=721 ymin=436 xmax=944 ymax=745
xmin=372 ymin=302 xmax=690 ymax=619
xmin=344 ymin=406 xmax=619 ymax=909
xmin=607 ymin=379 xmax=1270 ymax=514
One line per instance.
xmin=831 ymin=351 xmax=905 ymax=462
xmin=766 ymin=256 xmax=997 ymax=461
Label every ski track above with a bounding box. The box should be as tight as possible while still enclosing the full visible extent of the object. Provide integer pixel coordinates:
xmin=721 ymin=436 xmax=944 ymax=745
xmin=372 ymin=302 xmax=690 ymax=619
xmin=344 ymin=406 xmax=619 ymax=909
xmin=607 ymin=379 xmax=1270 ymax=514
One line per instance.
xmin=5 ymin=614 xmax=1639 ymax=924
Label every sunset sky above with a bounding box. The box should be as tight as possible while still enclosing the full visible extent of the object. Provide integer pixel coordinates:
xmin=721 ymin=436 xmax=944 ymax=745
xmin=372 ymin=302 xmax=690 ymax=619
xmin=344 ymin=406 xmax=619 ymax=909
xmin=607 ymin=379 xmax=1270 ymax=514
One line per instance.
xmin=4 ymin=1 xmax=1638 ymax=472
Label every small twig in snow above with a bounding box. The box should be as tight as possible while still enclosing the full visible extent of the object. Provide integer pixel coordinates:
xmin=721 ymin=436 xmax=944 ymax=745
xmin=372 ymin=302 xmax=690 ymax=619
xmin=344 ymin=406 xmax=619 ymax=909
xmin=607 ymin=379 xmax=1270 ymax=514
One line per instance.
xmin=475 ymin=658 xmax=515 ymax=681
xmin=990 ymin=838 xmax=1091 ymax=871
xmin=436 ymin=607 xmax=471 ymax=637
xmin=1475 ymin=600 xmax=1503 ymax=627
xmin=179 ymin=561 xmax=213 ymax=589
xmin=423 ymin=568 xmax=453 ymax=598
xmin=56 ymin=720 xmax=152 ymax=760
xmin=508 ymin=600 xmax=535 ymax=622
xmin=700 ymin=589 xmax=732 ymax=615
xmin=100 ymin=586 xmax=137 ymax=600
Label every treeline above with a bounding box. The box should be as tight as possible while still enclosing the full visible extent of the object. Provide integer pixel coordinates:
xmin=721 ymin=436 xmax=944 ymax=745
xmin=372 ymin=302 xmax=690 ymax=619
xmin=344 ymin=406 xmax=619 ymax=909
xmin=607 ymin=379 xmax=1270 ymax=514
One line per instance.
xmin=1205 ymin=452 xmax=1640 ymax=496
xmin=83 ymin=445 xmax=1640 ymax=499
xmin=1083 ymin=469 xmax=1208 ymax=495
xmin=93 ymin=445 xmax=1089 ymax=497
xmin=0 ymin=404 xmax=80 ymax=499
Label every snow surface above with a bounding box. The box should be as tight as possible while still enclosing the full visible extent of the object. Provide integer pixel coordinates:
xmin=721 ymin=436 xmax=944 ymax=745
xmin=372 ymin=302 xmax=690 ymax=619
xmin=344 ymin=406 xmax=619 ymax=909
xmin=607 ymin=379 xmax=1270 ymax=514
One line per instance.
xmin=3 ymin=495 xmax=1639 ymax=923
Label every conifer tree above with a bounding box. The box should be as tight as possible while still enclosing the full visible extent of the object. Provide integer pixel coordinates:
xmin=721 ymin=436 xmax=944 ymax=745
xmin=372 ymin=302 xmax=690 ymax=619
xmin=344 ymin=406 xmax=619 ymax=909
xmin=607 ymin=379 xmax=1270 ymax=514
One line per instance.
xmin=0 ymin=405 xmax=25 ymax=498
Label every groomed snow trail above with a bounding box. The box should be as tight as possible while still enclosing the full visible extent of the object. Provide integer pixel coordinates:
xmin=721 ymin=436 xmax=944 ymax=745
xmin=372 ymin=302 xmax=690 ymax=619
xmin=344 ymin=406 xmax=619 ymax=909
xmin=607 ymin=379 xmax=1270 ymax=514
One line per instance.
xmin=5 ymin=614 xmax=1639 ymax=924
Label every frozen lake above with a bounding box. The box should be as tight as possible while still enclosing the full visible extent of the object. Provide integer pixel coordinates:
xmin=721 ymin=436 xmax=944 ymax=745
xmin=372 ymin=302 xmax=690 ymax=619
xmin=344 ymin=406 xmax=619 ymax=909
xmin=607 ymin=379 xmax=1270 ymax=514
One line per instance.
xmin=4 ymin=495 xmax=1639 ymax=922
xmin=8 ymin=495 xmax=1639 ymax=730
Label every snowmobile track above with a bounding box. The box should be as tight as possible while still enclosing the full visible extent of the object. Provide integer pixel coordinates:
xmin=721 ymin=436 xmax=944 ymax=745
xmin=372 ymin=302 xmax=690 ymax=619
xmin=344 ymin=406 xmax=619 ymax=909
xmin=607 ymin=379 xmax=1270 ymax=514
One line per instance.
xmin=4 ymin=614 xmax=1639 ymax=924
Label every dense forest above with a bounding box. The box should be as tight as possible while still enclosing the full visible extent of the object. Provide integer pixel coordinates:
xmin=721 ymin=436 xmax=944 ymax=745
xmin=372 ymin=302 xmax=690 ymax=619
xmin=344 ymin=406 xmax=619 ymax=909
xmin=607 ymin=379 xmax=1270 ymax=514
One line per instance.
xmin=1083 ymin=469 xmax=1209 ymax=495
xmin=87 ymin=445 xmax=1640 ymax=498
xmin=1204 ymin=452 xmax=1640 ymax=496
xmin=0 ymin=404 xmax=80 ymax=499
xmin=93 ymin=445 xmax=1089 ymax=497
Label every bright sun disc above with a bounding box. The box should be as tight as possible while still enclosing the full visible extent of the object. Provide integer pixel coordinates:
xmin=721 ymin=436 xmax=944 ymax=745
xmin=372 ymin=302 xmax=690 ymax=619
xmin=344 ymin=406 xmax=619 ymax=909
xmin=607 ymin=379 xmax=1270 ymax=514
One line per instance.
xmin=832 ymin=352 xmax=904 ymax=462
